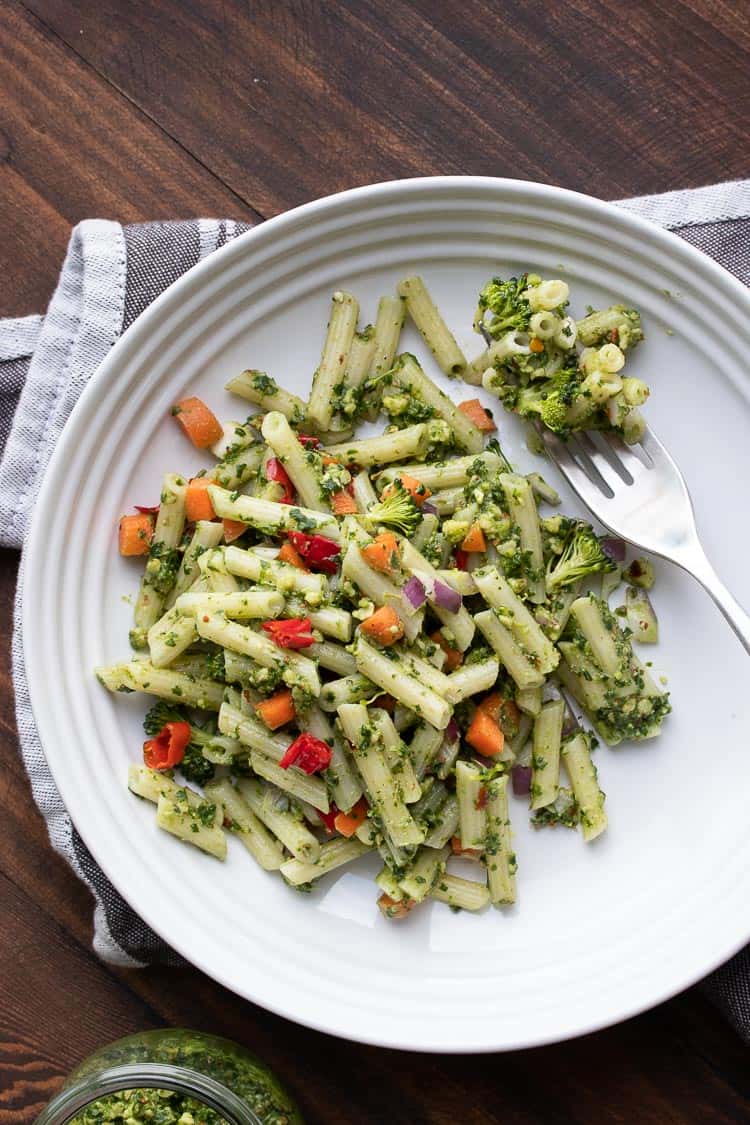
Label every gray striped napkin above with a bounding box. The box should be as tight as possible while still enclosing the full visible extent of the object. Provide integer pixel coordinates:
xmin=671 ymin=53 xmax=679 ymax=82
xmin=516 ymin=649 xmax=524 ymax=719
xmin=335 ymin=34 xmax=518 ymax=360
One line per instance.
xmin=1 ymin=187 xmax=748 ymax=1039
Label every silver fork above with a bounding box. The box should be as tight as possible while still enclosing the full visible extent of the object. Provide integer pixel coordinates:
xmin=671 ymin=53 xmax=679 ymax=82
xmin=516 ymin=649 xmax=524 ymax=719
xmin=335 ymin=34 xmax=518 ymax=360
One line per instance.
xmin=535 ymin=423 xmax=750 ymax=655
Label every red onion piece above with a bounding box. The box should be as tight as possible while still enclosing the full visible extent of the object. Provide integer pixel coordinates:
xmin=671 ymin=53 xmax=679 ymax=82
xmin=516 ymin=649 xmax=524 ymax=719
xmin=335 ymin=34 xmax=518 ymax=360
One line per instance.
xmin=433 ymin=579 xmax=462 ymax=613
xmin=512 ymin=765 xmax=532 ymax=796
xmin=402 ymin=576 xmax=426 ymax=611
xmin=601 ymin=536 xmax=626 ymax=564
xmin=446 ymin=717 xmax=460 ymax=744
xmin=421 ymin=501 xmax=438 ymax=516
xmin=134 ymin=504 xmax=159 ymax=514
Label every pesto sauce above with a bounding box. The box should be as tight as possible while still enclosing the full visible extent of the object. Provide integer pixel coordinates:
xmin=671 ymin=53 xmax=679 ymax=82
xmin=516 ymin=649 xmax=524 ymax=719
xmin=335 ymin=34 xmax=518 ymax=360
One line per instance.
xmin=69 ymin=1031 xmax=300 ymax=1125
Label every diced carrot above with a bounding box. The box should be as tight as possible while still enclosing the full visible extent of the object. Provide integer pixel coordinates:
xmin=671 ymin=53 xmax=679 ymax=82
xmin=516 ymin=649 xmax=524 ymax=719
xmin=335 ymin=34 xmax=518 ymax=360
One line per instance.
xmin=430 ymin=630 xmax=463 ymax=672
xmin=466 ymin=709 xmax=505 ymax=758
xmin=360 ymin=605 xmax=404 ymax=646
xmin=331 ymin=489 xmax=357 ymax=515
xmin=478 ymin=693 xmax=521 ymax=736
xmin=277 ymin=541 xmax=310 ymax=571
xmin=377 ymin=893 xmax=417 ymax=920
xmin=451 ymin=835 xmax=481 ymax=859
xmin=118 ymin=513 xmax=154 ymax=557
xmin=321 ymin=454 xmax=342 ymax=467
xmin=254 ymin=689 xmax=296 ymax=730
xmin=360 ymin=531 xmax=399 ymax=574
xmin=529 ymin=337 xmax=545 ymax=353
xmin=457 ymin=398 xmax=496 ymax=432
xmin=172 ymin=396 xmax=223 ymax=448
xmin=393 ymin=473 xmax=431 ymax=506
xmin=185 ymin=477 xmax=216 ymax=523
xmin=334 ymin=797 xmax=369 ymax=837
xmin=223 ymin=518 xmax=247 ymax=543
xmin=461 ymin=522 xmax=487 ymax=553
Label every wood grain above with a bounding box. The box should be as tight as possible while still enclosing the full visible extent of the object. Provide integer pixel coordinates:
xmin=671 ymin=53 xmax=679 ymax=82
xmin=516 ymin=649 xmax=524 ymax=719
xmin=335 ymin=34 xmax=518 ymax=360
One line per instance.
xmin=0 ymin=2 xmax=260 ymax=316
xmin=1 ymin=1 xmax=749 ymax=1121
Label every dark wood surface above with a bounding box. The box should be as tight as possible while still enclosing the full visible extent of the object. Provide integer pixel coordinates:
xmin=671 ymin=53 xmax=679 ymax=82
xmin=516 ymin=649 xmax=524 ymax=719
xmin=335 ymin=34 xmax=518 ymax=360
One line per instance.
xmin=2 ymin=1 xmax=749 ymax=1120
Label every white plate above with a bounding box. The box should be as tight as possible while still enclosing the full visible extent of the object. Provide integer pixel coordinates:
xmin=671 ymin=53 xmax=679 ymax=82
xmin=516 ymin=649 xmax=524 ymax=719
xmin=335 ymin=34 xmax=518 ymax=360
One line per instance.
xmin=24 ymin=178 xmax=750 ymax=1052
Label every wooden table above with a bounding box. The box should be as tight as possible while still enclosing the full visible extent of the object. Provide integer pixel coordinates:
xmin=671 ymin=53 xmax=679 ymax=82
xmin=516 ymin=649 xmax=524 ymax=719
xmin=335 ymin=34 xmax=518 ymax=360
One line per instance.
xmin=2 ymin=2 xmax=749 ymax=1120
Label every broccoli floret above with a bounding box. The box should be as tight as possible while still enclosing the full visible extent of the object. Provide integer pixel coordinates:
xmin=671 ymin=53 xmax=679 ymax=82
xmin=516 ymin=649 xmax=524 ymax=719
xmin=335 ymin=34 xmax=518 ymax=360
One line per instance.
xmin=539 ymin=394 xmax=570 ymax=434
xmin=144 ymin=540 xmax=181 ymax=595
xmin=576 ymin=305 xmax=643 ymax=351
xmin=474 ymin=275 xmax=532 ymax=339
xmin=545 ymin=525 xmax=615 ymax=593
xmin=364 ymin=481 xmax=422 ymax=536
xmin=143 ymin=701 xmax=217 ymax=785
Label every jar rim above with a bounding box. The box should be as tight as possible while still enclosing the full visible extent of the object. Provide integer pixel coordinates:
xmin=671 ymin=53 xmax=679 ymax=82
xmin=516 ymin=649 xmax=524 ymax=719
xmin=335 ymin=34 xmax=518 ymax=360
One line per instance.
xmin=34 ymin=1061 xmax=263 ymax=1125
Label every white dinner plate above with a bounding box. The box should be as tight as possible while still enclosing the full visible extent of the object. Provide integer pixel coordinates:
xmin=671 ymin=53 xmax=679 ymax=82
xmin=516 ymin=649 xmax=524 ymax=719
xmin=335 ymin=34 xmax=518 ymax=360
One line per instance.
xmin=24 ymin=178 xmax=750 ymax=1052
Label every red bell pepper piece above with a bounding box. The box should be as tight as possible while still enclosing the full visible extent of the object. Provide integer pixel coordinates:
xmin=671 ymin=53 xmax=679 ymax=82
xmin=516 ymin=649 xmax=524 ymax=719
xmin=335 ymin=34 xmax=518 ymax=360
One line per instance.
xmin=318 ymin=805 xmax=339 ymax=833
xmin=454 ymin=549 xmax=469 ymax=571
xmin=279 ymin=732 xmax=333 ymax=774
xmin=297 ymin=433 xmax=322 ymax=448
xmin=143 ymin=721 xmax=191 ymax=770
xmin=266 ymin=458 xmax=295 ymax=504
xmin=287 ymin=530 xmax=341 ymax=574
xmin=134 ymin=503 xmax=160 ymax=515
xmin=262 ymin=617 xmax=316 ymax=649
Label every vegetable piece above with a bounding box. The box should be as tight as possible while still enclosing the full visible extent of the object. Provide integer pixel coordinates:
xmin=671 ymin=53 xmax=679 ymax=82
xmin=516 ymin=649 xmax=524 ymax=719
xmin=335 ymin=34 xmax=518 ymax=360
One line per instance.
xmin=222 ymin=519 xmax=246 ymax=543
xmin=334 ymin=797 xmax=369 ymax=837
xmin=378 ymin=894 xmax=417 ymax=920
xmin=545 ymin=525 xmax=615 ymax=594
xmin=331 ymin=489 xmax=358 ymax=515
xmin=364 ymin=481 xmax=421 ymax=536
xmin=172 ymin=396 xmax=223 ymax=448
xmin=625 ymin=585 xmax=659 ymax=643
xmin=389 ymin=473 xmax=432 ymax=507
xmin=360 ymin=532 xmax=400 ymax=574
xmin=625 ymin=556 xmax=655 ymax=589
xmin=287 ymin=530 xmax=341 ymax=574
xmin=529 ymin=337 xmax=544 ymax=353
xmin=276 ymin=542 xmax=310 ymax=571
xmin=474 ymin=275 xmax=532 ymax=338
xmin=601 ymin=537 xmax=627 ymax=564
xmin=360 ymin=605 xmax=405 ymax=646
xmin=254 ymin=689 xmax=296 ymax=730
xmin=262 ymin=617 xmax=316 ymax=650
xmin=466 ymin=709 xmax=505 ymax=758
xmin=454 ymin=549 xmax=469 ymax=571
xmin=403 ymin=576 xmax=427 ymax=611
xmin=511 ymin=764 xmax=532 ymax=796
xmin=279 ymin=732 xmax=333 ymax=775
xmin=478 ymin=692 xmax=521 ymax=737
xmin=460 ymin=523 xmax=486 ymax=553
xmin=457 ymin=399 xmax=496 ymax=432
xmin=431 ymin=579 xmax=462 ymax=613
xmin=265 ymin=457 xmax=295 ymax=504
xmin=118 ymin=513 xmax=154 ymax=556
xmin=184 ymin=477 xmax=216 ymax=523
xmin=430 ymin=630 xmax=462 ymax=672
xmin=143 ymin=720 xmax=191 ymax=770
xmin=134 ymin=503 xmax=159 ymax=515
xmin=451 ymin=835 xmax=481 ymax=859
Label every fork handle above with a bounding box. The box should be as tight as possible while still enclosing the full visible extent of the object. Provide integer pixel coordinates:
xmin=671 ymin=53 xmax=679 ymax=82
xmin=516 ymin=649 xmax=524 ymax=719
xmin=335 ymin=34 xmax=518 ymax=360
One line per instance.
xmin=687 ymin=551 xmax=750 ymax=656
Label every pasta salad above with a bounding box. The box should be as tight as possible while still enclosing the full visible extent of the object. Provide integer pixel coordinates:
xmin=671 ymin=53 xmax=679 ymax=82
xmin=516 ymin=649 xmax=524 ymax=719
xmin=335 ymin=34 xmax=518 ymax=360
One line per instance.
xmin=97 ymin=273 xmax=669 ymax=918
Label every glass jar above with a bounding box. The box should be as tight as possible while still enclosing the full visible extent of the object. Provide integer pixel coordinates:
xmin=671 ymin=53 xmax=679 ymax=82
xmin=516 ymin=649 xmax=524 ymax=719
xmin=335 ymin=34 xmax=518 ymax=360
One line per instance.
xmin=35 ymin=1029 xmax=303 ymax=1125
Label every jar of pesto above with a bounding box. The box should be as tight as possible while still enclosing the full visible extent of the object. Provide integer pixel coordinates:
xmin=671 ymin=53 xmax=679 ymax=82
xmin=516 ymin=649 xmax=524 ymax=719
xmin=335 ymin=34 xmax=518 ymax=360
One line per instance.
xmin=35 ymin=1029 xmax=303 ymax=1125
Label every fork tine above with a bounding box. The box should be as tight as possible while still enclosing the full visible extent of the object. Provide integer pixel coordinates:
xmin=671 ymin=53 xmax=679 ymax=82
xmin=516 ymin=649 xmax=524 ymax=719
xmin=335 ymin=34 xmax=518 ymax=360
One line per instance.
xmin=538 ymin=428 xmax=614 ymax=502
xmin=578 ymin=432 xmax=632 ymax=487
xmin=601 ymin=431 xmax=649 ymax=475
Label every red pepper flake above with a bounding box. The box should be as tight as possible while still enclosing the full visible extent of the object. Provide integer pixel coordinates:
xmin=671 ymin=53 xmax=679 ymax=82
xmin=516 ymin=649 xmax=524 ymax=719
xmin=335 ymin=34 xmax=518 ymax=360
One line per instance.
xmin=266 ymin=458 xmax=295 ymax=504
xmin=287 ymin=530 xmax=341 ymax=574
xmin=279 ymin=732 xmax=333 ymax=775
xmin=262 ymin=617 xmax=316 ymax=649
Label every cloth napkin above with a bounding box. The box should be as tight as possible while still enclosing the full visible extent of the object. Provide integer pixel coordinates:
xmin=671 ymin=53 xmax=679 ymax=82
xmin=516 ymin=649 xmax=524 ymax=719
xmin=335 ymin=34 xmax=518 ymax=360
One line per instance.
xmin=2 ymin=186 xmax=749 ymax=1038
